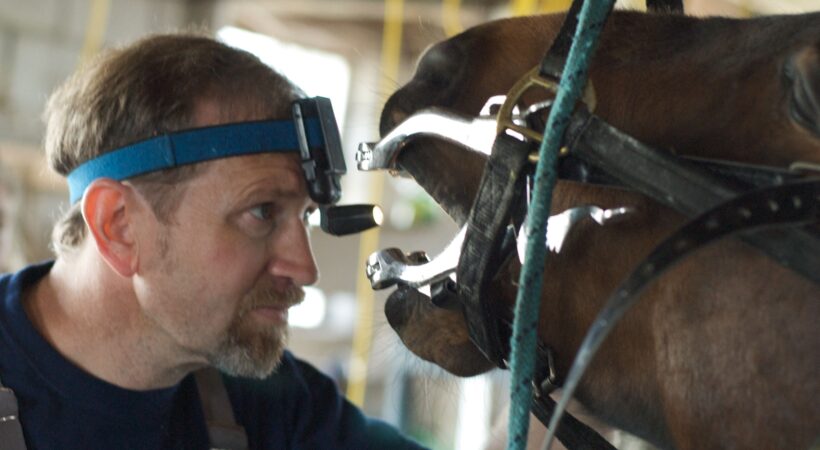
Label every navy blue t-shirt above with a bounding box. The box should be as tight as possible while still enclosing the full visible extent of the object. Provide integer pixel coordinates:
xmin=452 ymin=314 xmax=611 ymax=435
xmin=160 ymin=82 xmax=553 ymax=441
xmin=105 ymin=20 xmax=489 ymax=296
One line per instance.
xmin=0 ymin=262 xmax=426 ymax=449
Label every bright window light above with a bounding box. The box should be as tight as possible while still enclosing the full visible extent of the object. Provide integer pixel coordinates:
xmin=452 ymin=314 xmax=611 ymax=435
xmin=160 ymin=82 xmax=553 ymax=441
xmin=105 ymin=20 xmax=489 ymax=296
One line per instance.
xmin=217 ymin=26 xmax=351 ymax=131
xmin=454 ymin=375 xmax=492 ymax=450
xmin=289 ymin=286 xmax=327 ymax=329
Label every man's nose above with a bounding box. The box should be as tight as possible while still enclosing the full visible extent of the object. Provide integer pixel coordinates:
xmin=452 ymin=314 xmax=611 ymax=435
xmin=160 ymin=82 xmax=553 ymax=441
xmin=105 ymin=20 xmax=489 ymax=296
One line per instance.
xmin=268 ymin=219 xmax=319 ymax=286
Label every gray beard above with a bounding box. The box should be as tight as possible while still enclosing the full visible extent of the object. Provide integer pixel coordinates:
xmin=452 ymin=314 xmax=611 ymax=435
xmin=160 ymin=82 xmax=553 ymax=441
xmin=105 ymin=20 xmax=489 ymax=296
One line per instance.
xmin=208 ymin=317 xmax=288 ymax=378
xmin=207 ymin=283 xmax=302 ymax=378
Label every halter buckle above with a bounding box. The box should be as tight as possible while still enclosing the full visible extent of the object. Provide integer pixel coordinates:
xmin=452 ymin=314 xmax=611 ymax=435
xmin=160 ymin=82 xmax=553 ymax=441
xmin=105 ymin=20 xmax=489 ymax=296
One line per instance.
xmin=496 ymin=65 xmax=596 ymax=143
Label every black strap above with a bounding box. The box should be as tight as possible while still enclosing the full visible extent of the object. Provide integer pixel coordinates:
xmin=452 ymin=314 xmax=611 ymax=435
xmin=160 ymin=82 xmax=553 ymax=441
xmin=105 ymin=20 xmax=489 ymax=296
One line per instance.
xmin=539 ymin=0 xmax=586 ymax=78
xmin=557 ymin=153 xmax=803 ymax=191
xmin=646 ymin=0 xmax=683 ymax=13
xmin=531 ymin=394 xmax=617 ymax=450
xmin=541 ymin=0 xmax=682 ymax=79
xmin=194 ymin=368 xmax=249 ymax=450
xmin=0 ymin=376 xmax=27 ymax=450
xmin=456 ymin=134 xmax=616 ymax=449
xmin=458 ymin=133 xmax=530 ymax=368
xmin=565 ymin=109 xmax=820 ymax=284
xmin=548 ymin=178 xmax=819 ymax=440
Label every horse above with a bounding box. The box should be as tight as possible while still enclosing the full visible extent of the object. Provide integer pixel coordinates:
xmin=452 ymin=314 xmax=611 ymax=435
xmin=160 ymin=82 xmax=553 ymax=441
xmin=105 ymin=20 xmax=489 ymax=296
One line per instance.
xmin=377 ymin=9 xmax=820 ymax=450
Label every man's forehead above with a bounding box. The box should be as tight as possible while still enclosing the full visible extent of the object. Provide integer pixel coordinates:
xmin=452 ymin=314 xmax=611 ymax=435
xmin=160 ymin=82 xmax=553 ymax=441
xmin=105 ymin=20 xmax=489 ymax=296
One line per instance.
xmin=189 ymin=99 xmax=308 ymax=189
xmin=204 ymin=153 xmax=307 ymax=196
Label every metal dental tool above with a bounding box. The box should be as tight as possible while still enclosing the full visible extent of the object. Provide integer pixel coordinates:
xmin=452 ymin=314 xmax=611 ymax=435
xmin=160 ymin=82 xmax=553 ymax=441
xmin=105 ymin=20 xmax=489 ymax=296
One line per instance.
xmin=356 ymin=109 xmax=498 ymax=173
xmin=365 ymin=205 xmax=633 ymax=290
xmin=356 ymin=97 xmax=522 ymax=173
xmin=359 ymin=97 xmax=636 ymax=289
xmin=366 ymin=227 xmax=467 ymax=290
xmin=517 ymin=205 xmax=633 ymax=262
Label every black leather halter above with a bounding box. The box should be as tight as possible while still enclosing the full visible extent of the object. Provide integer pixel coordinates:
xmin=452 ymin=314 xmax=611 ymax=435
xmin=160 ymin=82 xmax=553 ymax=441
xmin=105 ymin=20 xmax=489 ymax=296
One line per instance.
xmin=448 ymin=1 xmax=819 ymax=449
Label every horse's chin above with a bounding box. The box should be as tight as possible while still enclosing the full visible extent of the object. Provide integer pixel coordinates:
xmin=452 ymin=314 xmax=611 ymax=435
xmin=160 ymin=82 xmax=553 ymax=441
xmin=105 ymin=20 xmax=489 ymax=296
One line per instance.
xmin=385 ymin=286 xmax=495 ymax=377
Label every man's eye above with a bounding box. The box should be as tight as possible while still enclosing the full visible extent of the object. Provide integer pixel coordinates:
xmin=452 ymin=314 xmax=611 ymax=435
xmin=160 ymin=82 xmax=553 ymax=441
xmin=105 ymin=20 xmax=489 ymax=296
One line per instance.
xmin=249 ymin=203 xmax=275 ymax=221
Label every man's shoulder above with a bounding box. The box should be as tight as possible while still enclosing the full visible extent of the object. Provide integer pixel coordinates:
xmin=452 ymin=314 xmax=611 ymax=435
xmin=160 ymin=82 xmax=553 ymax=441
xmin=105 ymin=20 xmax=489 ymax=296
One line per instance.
xmin=0 ymin=261 xmax=53 ymax=339
xmin=0 ymin=262 xmax=53 ymax=296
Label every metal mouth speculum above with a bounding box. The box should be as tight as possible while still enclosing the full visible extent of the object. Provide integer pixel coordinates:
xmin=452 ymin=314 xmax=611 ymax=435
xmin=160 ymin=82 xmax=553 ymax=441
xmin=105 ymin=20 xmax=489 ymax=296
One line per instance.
xmin=358 ymin=97 xmax=514 ymax=294
xmin=356 ymin=109 xmax=498 ymax=173
xmin=364 ymin=204 xmax=634 ymax=291
xmin=358 ymin=97 xmax=634 ymax=294
xmin=356 ymin=96 xmax=522 ymax=173
xmin=517 ymin=205 xmax=633 ymax=262
xmin=366 ymin=226 xmax=466 ymax=290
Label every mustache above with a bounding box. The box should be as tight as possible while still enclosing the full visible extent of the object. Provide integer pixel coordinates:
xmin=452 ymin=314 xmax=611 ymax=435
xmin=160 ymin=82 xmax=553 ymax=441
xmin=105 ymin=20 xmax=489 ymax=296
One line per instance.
xmin=243 ymin=284 xmax=305 ymax=310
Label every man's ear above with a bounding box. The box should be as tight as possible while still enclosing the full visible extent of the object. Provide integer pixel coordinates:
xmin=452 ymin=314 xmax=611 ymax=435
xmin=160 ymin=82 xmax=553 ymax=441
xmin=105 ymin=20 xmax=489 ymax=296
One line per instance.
xmin=81 ymin=178 xmax=140 ymax=277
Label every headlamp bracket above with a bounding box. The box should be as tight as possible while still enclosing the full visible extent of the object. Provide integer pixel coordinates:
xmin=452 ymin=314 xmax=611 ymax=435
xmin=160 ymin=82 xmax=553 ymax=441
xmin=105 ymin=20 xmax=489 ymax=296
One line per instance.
xmin=292 ymin=97 xmax=346 ymax=205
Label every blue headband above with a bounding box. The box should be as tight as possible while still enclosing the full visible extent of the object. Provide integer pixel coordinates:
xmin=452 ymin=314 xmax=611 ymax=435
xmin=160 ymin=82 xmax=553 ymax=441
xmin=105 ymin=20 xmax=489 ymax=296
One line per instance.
xmin=66 ymin=117 xmax=323 ymax=204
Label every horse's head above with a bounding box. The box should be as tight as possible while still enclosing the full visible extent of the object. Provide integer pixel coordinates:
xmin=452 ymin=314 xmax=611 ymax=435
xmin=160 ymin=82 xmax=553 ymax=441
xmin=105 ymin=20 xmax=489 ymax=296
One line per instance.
xmin=381 ymin=11 xmax=820 ymax=377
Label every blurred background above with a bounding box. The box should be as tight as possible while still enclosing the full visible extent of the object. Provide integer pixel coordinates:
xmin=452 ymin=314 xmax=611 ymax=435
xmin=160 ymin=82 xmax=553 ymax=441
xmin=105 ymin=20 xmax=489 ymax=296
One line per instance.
xmin=0 ymin=0 xmax=817 ymax=448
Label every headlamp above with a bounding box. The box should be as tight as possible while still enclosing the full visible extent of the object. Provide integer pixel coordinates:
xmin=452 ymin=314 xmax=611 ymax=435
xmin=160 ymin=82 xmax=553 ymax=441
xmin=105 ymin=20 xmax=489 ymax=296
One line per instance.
xmin=66 ymin=96 xmax=380 ymax=236
xmin=319 ymin=204 xmax=383 ymax=236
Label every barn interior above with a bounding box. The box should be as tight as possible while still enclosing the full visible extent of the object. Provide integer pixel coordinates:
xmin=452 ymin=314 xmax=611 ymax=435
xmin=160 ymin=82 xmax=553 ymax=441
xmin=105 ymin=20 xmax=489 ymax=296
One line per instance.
xmin=0 ymin=0 xmax=816 ymax=449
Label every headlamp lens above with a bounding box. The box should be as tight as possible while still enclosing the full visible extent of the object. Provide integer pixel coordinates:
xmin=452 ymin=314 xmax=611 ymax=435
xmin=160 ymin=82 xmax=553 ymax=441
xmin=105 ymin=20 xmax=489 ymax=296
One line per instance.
xmin=320 ymin=204 xmax=383 ymax=236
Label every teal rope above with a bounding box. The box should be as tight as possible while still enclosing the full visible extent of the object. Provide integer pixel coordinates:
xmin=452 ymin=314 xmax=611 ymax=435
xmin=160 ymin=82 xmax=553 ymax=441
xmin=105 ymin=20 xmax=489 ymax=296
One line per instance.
xmin=505 ymin=1 xmax=615 ymax=449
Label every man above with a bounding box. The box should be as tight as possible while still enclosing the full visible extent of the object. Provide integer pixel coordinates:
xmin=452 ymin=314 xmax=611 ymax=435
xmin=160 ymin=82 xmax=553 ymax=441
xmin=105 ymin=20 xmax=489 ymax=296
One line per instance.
xmin=0 ymin=32 xmax=425 ymax=449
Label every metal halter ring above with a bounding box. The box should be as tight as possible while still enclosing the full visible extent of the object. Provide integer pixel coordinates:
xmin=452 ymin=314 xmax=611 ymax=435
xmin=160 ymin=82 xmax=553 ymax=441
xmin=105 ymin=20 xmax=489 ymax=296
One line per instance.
xmin=496 ymin=65 xmax=597 ymax=142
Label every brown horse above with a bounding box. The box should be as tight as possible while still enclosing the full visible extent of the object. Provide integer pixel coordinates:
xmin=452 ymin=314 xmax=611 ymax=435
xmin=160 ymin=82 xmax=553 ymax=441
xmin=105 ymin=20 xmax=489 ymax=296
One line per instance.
xmin=379 ymin=10 xmax=820 ymax=450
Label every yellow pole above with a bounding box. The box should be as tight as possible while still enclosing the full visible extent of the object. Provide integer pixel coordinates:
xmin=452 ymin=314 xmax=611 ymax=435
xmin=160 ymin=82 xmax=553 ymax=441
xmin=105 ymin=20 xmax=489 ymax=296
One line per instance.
xmin=346 ymin=0 xmax=404 ymax=407
xmin=511 ymin=0 xmax=539 ymax=16
xmin=442 ymin=0 xmax=464 ymax=37
xmin=539 ymin=0 xmax=572 ymax=13
xmin=78 ymin=0 xmax=111 ymax=67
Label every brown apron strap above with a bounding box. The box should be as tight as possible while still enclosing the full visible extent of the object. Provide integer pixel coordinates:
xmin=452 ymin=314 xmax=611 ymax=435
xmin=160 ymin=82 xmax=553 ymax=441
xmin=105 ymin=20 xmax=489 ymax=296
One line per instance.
xmin=0 ymin=375 xmax=28 ymax=450
xmin=1 ymin=369 xmax=249 ymax=450
xmin=194 ymin=368 xmax=249 ymax=450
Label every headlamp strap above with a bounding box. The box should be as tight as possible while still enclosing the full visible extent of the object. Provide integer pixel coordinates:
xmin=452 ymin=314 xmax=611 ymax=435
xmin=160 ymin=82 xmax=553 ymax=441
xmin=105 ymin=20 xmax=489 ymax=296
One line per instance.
xmin=66 ymin=117 xmax=324 ymax=204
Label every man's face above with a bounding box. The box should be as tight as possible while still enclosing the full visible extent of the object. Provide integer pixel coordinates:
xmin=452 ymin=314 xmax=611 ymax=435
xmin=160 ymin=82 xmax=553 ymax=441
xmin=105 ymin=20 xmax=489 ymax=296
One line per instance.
xmin=132 ymin=151 xmax=319 ymax=378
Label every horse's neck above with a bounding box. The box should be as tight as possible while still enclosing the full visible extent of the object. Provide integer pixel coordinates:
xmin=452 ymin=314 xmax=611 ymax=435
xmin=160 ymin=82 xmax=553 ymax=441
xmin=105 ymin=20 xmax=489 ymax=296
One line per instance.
xmin=534 ymin=166 xmax=818 ymax=449
xmin=592 ymin=12 xmax=820 ymax=167
xmin=525 ymin=183 xmax=679 ymax=446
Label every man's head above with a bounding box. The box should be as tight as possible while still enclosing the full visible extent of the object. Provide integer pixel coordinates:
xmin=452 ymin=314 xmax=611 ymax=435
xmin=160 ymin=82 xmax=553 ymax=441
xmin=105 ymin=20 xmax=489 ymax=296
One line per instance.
xmin=45 ymin=32 xmax=300 ymax=255
xmin=44 ymin=32 xmax=318 ymax=378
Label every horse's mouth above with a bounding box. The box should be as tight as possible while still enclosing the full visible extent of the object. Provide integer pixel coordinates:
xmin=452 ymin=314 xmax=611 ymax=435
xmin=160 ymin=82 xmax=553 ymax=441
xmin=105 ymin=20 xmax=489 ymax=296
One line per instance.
xmin=385 ymin=285 xmax=495 ymax=376
xmin=378 ymin=98 xmax=508 ymax=377
xmin=394 ymin=138 xmax=487 ymax=226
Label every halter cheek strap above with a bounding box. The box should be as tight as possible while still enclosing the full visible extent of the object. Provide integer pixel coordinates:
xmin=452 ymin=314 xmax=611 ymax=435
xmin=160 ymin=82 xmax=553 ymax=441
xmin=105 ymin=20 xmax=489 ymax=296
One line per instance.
xmin=66 ymin=117 xmax=324 ymax=204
